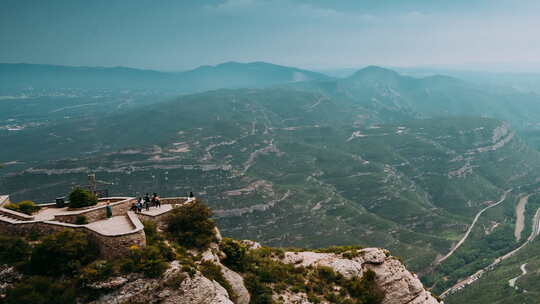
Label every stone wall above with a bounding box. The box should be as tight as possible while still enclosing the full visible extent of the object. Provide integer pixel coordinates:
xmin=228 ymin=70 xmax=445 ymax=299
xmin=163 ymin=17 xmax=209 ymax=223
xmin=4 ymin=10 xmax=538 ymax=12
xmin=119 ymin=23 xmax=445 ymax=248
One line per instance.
xmin=54 ymin=197 xmax=135 ymax=224
xmin=137 ymin=212 xmax=170 ymax=229
xmin=0 ymin=207 xmax=35 ymax=221
xmin=0 ymin=220 xmax=43 ymax=236
xmin=89 ymin=228 xmax=146 ymax=259
xmin=0 ymin=212 xmax=146 ymax=259
xmin=0 ymin=195 xmax=165 ymax=259
xmin=136 ymin=197 xmax=193 ymax=228
xmin=161 ymin=197 xmax=189 ymax=205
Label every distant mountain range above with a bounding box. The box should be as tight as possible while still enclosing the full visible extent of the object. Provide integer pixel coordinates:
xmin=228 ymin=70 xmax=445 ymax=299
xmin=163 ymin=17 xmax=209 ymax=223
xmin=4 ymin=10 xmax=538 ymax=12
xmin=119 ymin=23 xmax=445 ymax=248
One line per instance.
xmin=0 ymin=61 xmax=331 ymax=92
xmin=290 ymin=65 xmax=540 ymax=130
xmin=3 ymin=64 xmax=540 ymax=300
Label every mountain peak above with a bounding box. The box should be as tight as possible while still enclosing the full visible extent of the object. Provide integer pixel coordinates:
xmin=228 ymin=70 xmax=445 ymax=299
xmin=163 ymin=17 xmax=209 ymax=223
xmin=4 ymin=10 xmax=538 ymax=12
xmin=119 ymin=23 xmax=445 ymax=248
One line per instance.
xmin=350 ymin=65 xmax=400 ymax=78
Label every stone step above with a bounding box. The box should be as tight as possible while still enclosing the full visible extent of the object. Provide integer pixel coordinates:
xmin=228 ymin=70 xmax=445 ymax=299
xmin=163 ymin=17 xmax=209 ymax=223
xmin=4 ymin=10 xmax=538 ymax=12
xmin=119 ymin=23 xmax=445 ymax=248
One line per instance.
xmin=0 ymin=214 xmax=21 ymax=222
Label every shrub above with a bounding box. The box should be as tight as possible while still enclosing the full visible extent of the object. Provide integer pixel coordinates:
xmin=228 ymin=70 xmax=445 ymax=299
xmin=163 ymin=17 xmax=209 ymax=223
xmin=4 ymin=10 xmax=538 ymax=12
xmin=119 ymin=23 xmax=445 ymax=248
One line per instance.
xmin=128 ymin=245 xmax=169 ymax=278
xmin=244 ymin=273 xmax=273 ymax=304
xmin=165 ymin=200 xmax=216 ymax=250
xmin=75 ymin=215 xmax=88 ymax=225
xmin=79 ymin=260 xmax=115 ymax=284
xmin=68 ymin=188 xmax=98 ymax=208
xmin=29 ymin=229 xmax=99 ymax=276
xmin=199 ymin=261 xmax=237 ymax=302
xmin=317 ymin=266 xmax=341 ymax=282
xmin=0 ymin=235 xmax=31 ymax=266
xmin=315 ymin=245 xmax=363 ymax=258
xmin=4 ymin=203 xmax=20 ymax=212
xmin=143 ymin=220 xmax=163 ymax=244
xmin=345 ymin=270 xmax=384 ymax=303
xmin=143 ymin=220 xmax=176 ymax=261
xmin=17 ymin=201 xmax=40 ymax=215
xmin=4 ymin=276 xmax=77 ymax=304
xmin=4 ymin=201 xmax=40 ymax=215
xmin=220 ymin=238 xmax=248 ymax=272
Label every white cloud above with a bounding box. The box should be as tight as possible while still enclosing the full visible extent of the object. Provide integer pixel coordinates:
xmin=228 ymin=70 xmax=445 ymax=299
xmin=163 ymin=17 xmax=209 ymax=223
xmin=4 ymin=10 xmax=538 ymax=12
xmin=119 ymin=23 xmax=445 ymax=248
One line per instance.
xmin=206 ymin=0 xmax=380 ymax=25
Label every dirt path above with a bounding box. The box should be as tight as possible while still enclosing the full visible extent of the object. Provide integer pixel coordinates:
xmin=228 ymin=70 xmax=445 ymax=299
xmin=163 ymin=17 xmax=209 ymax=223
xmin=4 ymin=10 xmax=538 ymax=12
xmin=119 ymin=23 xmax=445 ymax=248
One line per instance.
xmin=508 ymin=263 xmax=527 ymax=289
xmin=436 ymin=189 xmax=512 ymax=265
xmin=515 ymin=194 xmax=531 ymax=241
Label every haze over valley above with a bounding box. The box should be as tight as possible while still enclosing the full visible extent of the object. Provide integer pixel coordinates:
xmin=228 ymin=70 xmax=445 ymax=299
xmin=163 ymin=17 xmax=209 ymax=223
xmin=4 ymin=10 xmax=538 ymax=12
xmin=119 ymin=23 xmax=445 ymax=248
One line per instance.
xmin=3 ymin=1 xmax=540 ymax=303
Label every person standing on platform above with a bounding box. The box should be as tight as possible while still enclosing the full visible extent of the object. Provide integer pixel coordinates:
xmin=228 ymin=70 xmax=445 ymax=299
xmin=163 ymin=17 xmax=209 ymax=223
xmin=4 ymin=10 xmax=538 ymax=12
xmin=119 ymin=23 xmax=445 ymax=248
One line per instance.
xmin=155 ymin=194 xmax=161 ymax=208
xmin=106 ymin=202 xmax=113 ymax=218
xmin=144 ymin=193 xmax=150 ymax=211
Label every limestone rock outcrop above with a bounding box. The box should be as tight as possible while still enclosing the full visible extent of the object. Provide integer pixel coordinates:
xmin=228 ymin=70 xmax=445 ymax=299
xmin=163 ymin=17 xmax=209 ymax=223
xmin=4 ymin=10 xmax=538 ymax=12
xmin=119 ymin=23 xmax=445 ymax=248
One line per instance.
xmin=281 ymin=248 xmax=440 ymax=304
xmin=87 ymin=245 xmax=438 ymax=304
xmin=365 ymin=257 xmax=439 ymax=304
xmin=220 ymin=263 xmax=251 ymax=304
xmin=90 ymin=261 xmax=234 ymax=304
xmin=283 ymin=251 xmax=364 ymax=278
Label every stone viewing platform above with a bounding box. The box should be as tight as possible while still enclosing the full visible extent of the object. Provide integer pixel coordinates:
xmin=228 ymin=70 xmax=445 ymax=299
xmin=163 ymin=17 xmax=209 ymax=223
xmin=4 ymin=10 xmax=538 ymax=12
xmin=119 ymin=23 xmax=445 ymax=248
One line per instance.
xmin=0 ymin=194 xmax=195 ymax=258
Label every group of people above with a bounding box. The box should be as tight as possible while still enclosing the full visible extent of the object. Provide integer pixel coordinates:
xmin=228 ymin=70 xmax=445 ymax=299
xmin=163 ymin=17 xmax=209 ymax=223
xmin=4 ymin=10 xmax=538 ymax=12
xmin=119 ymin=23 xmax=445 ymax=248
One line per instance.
xmin=131 ymin=193 xmax=161 ymax=213
xmin=129 ymin=191 xmax=196 ymax=213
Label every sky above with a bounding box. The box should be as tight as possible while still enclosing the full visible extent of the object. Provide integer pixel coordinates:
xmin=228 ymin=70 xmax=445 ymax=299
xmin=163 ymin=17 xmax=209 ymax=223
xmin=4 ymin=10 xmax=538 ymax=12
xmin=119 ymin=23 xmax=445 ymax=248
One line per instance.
xmin=1 ymin=0 xmax=540 ymax=72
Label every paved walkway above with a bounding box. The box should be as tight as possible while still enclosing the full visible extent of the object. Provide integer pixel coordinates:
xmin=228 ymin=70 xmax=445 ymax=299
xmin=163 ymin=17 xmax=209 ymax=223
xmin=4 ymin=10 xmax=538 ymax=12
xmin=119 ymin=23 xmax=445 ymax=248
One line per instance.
xmin=140 ymin=204 xmax=173 ymax=216
xmin=86 ymin=215 xmax=134 ymax=235
xmin=33 ymin=206 xmax=69 ymax=220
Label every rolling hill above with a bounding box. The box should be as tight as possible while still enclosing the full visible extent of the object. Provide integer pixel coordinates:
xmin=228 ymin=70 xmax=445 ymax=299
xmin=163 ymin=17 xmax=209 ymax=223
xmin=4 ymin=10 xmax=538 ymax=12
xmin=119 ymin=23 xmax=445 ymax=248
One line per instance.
xmin=0 ymin=61 xmax=331 ymax=92
xmin=2 ymin=80 xmax=540 ymax=277
xmin=290 ymin=66 xmax=540 ymax=130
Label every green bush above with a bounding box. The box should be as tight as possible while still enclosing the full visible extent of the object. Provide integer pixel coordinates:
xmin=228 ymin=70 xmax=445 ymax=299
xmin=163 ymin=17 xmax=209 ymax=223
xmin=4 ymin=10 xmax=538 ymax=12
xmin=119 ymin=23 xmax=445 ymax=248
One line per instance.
xmin=316 ymin=266 xmax=341 ymax=282
xmin=68 ymin=188 xmax=97 ymax=208
xmin=244 ymin=273 xmax=273 ymax=304
xmin=143 ymin=220 xmax=161 ymax=242
xmin=79 ymin=260 xmax=115 ymax=284
xmin=165 ymin=200 xmax=216 ymax=250
xmin=29 ymin=229 xmax=99 ymax=276
xmin=220 ymin=238 xmax=248 ymax=272
xmin=0 ymin=235 xmax=31 ymax=266
xmin=199 ymin=261 xmax=238 ymax=302
xmin=4 ymin=201 xmax=40 ymax=215
xmin=143 ymin=221 xmax=176 ymax=261
xmin=17 ymin=201 xmax=40 ymax=215
xmin=4 ymin=203 xmax=20 ymax=212
xmin=345 ymin=270 xmax=384 ymax=303
xmin=315 ymin=245 xmax=363 ymax=259
xmin=4 ymin=276 xmax=76 ymax=304
xmin=128 ymin=245 xmax=169 ymax=278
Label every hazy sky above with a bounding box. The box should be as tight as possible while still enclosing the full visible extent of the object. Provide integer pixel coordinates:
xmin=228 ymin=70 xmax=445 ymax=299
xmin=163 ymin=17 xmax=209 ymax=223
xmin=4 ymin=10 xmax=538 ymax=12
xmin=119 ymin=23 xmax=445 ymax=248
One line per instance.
xmin=2 ymin=0 xmax=540 ymax=71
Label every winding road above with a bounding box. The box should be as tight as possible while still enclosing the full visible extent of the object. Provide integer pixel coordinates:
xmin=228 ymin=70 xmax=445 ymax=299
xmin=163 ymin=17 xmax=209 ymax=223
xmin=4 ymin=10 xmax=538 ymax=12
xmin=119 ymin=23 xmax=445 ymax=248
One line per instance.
xmin=508 ymin=263 xmax=527 ymax=289
xmin=436 ymin=189 xmax=512 ymax=265
xmin=441 ymin=196 xmax=540 ymax=298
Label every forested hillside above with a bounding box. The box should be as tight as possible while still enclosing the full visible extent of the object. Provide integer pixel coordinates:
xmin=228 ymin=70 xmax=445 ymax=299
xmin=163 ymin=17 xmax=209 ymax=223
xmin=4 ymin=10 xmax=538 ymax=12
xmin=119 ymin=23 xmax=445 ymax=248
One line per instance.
xmin=3 ymin=67 xmax=540 ymax=275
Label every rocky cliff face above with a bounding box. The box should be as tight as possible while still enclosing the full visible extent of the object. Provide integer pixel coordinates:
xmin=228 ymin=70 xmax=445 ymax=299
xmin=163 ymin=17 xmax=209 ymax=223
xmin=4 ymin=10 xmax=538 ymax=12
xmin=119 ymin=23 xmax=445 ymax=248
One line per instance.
xmin=279 ymin=248 xmax=439 ymax=304
xmin=90 ymin=261 xmax=234 ymax=304
xmin=87 ymin=241 xmax=439 ymax=304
